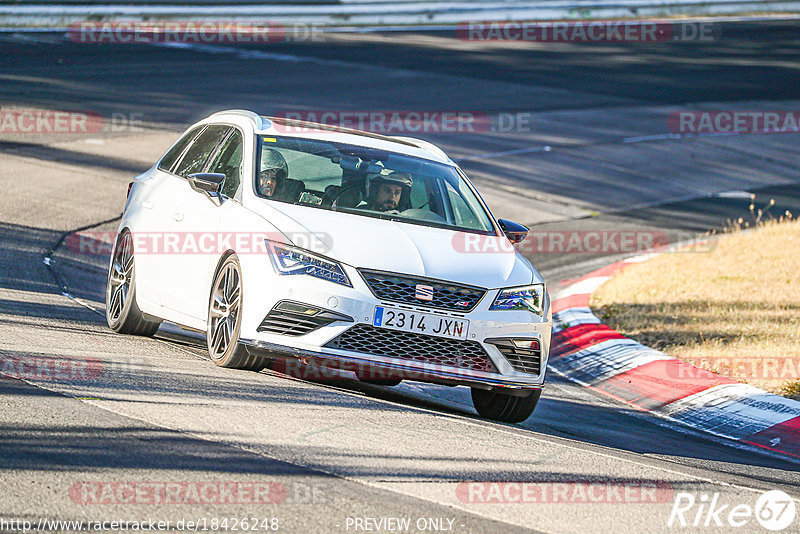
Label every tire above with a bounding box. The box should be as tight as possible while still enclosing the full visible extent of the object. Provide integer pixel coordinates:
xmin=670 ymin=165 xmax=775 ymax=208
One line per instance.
xmin=106 ymin=230 xmax=161 ymax=336
xmin=207 ymin=254 xmax=266 ymax=371
xmin=471 ymin=387 xmax=541 ymax=423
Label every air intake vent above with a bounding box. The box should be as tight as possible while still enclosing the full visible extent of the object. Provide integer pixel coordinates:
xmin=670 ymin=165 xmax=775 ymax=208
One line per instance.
xmin=324 ymin=323 xmax=497 ymax=373
xmin=258 ymin=301 xmax=352 ymax=336
xmin=486 ymin=338 xmax=542 ymax=375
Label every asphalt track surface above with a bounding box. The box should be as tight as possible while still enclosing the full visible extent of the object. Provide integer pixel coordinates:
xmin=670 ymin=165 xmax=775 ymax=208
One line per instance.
xmin=1 ymin=20 xmax=800 ymax=533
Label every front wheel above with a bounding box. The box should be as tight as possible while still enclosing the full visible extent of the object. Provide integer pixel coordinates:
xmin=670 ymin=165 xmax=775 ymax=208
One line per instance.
xmin=106 ymin=230 xmax=161 ymax=336
xmin=471 ymin=387 xmax=541 ymax=423
xmin=207 ymin=255 xmax=265 ymax=371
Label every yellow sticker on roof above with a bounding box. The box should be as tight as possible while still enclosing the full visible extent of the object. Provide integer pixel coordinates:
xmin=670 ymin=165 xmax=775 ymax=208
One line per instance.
xmin=263 ymin=137 xmax=277 ymax=143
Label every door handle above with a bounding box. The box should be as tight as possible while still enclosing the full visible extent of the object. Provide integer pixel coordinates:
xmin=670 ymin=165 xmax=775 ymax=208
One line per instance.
xmin=171 ymin=212 xmax=184 ymax=222
xmin=142 ymin=200 xmax=154 ymax=209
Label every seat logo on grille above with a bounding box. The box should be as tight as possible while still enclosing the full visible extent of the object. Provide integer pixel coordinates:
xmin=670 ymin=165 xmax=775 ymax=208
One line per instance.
xmin=415 ymin=284 xmax=434 ymax=301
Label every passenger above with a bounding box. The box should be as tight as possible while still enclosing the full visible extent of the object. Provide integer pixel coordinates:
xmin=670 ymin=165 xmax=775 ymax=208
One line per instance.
xmin=257 ymin=148 xmax=288 ymax=197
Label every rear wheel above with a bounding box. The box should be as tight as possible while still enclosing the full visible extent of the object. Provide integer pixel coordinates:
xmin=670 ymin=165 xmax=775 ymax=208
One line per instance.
xmin=207 ymin=255 xmax=265 ymax=371
xmin=471 ymin=387 xmax=541 ymax=423
xmin=106 ymin=231 xmax=161 ymax=336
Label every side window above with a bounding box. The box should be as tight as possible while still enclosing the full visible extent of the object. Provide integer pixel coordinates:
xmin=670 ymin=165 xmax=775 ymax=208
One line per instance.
xmin=208 ymin=129 xmax=244 ymax=198
xmin=173 ymin=125 xmax=231 ymax=178
xmin=158 ymin=126 xmax=203 ymax=172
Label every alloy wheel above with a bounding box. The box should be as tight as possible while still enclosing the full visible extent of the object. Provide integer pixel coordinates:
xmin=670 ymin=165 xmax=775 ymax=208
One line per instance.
xmin=107 ymin=232 xmax=133 ymax=323
xmin=208 ymin=261 xmax=242 ymax=359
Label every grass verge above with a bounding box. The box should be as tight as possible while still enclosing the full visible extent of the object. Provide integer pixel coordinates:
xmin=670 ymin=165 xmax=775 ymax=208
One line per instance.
xmin=591 ymin=217 xmax=800 ymax=397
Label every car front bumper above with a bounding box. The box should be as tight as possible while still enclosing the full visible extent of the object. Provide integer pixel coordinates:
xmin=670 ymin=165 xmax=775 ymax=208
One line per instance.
xmin=238 ymin=266 xmax=552 ymax=390
xmin=241 ymin=338 xmax=547 ymax=390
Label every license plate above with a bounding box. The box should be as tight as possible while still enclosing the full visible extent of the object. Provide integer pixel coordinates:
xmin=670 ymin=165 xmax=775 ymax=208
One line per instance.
xmin=372 ymin=306 xmax=469 ymax=340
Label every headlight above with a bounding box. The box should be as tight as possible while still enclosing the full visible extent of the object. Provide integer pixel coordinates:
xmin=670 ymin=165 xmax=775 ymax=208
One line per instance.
xmin=490 ymin=284 xmax=545 ymax=315
xmin=266 ymin=240 xmax=351 ymax=287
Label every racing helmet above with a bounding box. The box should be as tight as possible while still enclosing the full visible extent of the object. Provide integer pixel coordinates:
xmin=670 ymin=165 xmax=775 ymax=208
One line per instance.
xmin=260 ymin=148 xmax=288 ymax=178
xmin=258 ymin=148 xmax=288 ymax=196
xmin=365 ymin=169 xmax=413 ymax=211
xmin=367 ymin=169 xmax=413 ymax=196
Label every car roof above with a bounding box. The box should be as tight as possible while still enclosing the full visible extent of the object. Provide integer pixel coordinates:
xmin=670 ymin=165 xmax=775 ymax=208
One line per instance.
xmin=206 ymin=110 xmax=453 ymax=164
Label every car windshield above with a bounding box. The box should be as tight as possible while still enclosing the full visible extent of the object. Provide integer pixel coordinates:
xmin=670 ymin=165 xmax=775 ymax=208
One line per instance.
xmin=254 ymin=135 xmax=496 ymax=233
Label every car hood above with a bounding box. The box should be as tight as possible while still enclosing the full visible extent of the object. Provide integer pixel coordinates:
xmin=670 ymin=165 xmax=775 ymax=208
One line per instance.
xmin=254 ymin=201 xmax=541 ymax=289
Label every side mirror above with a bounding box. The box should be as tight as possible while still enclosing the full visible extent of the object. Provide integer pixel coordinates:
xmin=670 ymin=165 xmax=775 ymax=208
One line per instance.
xmin=497 ymin=219 xmax=529 ymax=244
xmin=188 ymin=172 xmax=225 ymax=198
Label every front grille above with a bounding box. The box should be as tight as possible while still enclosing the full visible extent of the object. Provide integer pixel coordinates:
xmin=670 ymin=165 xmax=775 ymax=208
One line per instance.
xmin=486 ymin=338 xmax=542 ymax=375
xmin=258 ymin=301 xmax=352 ymax=336
xmin=324 ymin=323 xmax=497 ymax=373
xmin=359 ymin=269 xmax=486 ymax=312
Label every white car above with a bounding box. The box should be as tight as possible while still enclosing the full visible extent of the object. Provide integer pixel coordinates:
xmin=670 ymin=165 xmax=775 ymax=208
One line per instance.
xmin=106 ymin=110 xmax=551 ymax=422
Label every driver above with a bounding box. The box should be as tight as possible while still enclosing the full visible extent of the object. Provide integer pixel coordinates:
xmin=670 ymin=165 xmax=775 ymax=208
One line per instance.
xmin=257 ymin=148 xmax=288 ymax=197
xmin=361 ymin=170 xmax=413 ymax=212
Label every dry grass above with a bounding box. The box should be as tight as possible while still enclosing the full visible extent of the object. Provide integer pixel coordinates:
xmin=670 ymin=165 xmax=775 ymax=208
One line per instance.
xmin=781 ymin=381 xmax=800 ymax=401
xmin=591 ymin=216 xmax=800 ymax=396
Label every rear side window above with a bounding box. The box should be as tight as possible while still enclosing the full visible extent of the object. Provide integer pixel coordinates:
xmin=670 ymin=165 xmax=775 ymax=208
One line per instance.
xmin=208 ymin=129 xmax=244 ymax=198
xmin=158 ymin=126 xmax=203 ymax=173
xmin=173 ymin=125 xmax=231 ymax=178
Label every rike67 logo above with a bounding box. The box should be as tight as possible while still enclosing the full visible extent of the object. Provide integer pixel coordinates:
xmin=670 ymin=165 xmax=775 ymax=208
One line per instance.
xmin=668 ymin=490 xmax=796 ymax=531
